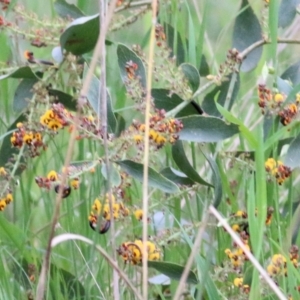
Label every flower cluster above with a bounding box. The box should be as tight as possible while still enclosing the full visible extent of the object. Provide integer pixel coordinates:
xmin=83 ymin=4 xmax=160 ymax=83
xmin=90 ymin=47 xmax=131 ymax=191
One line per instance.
xmin=125 ymin=60 xmax=139 ymax=80
xmin=265 ymin=158 xmax=292 ymax=185
xmin=266 ymin=246 xmax=299 ymax=277
xmin=0 ymin=192 xmax=13 ymax=211
xmin=258 ymin=84 xmax=300 ymax=125
xmin=278 ymin=102 xmax=298 ymax=126
xmin=40 ymin=104 xmax=70 ymax=131
xmin=233 ymin=277 xmax=250 ymax=294
xmin=155 ymin=24 xmax=166 ymax=47
xmin=131 ymin=110 xmax=183 ymax=149
xmin=10 ymin=122 xmax=45 ymax=157
xmin=224 ymin=231 xmax=250 ymax=271
xmin=117 ymin=239 xmax=160 ymax=265
xmin=35 ymin=170 xmax=76 ymax=198
xmin=88 ymin=194 xmax=130 ymax=233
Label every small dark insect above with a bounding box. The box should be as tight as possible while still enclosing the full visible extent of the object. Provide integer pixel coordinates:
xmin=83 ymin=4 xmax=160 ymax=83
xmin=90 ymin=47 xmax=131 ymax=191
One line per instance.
xmin=89 ymin=219 xmax=111 ymax=234
xmin=54 ymin=185 xmax=71 ymax=198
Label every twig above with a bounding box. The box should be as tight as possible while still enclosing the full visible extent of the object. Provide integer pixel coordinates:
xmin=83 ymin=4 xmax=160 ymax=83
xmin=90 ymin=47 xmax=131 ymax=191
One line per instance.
xmin=114 ymin=0 xmax=152 ymax=13
xmin=209 ymin=205 xmax=287 ymax=300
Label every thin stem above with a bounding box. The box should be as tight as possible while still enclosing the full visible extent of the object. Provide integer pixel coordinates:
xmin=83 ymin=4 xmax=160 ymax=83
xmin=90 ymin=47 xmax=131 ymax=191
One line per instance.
xmin=114 ymin=0 xmax=152 ymax=12
xmin=142 ymin=0 xmax=157 ymax=298
xmin=99 ymin=0 xmax=120 ymax=298
xmin=173 ymin=210 xmax=210 ymax=300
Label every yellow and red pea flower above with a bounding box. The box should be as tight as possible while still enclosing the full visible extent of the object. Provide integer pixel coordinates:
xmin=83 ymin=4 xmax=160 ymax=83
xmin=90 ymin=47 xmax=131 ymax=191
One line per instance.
xmin=117 ymin=239 xmax=160 ymax=265
xmin=265 ymin=158 xmax=291 ymax=185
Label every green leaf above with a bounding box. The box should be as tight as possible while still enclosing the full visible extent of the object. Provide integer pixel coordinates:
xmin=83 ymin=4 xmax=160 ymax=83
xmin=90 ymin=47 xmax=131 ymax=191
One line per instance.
xmin=13 ymin=78 xmax=38 ymax=113
xmin=199 ymin=54 xmax=210 ymax=77
xmin=278 ymin=0 xmax=300 ymax=28
xmin=152 ymin=89 xmax=202 ymax=117
xmin=60 ymin=14 xmax=100 ymax=55
xmin=0 ymin=66 xmax=37 ymax=80
xmin=0 ymin=114 xmax=26 ymax=171
xmin=172 ymin=140 xmax=213 ymax=187
xmin=48 ymin=89 xmax=77 ymax=111
xmin=277 ymin=76 xmax=292 ymax=95
xmin=0 ymin=214 xmax=28 ymax=259
xmin=101 ymin=163 xmax=121 ymax=187
xmin=83 ymin=69 xmax=117 ymax=133
xmin=117 ymin=43 xmax=146 ymax=89
xmin=180 ymin=63 xmax=200 ymax=93
xmin=50 ymin=264 xmax=86 ymax=298
xmin=164 ymin=23 xmax=185 ymax=65
xmin=216 ymin=102 xmax=258 ymax=148
xmin=116 ymin=160 xmax=179 ymax=193
xmin=281 ymin=61 xmax=300 ymax=85
xmin=201 ymin=150 xmax=222 ymax=207
xmin=202 ymin=73 xmax=240 ymax=117
xmin=54 ymin=0 xmax=85 ymax=19
xmin=232 ymin=0 xmax=262 ymax=72
xmin=160 ymin=167 xmax=195 ymax=186
xmin=114 ymin=113 xmax=126 ymax=137
xmin=284 ymin=133 xmax=300 ymax=169
xmin=178 ymin=115 xmax=239 ymax=143
xmin=148 ymin=260 xmax=198 ymax=284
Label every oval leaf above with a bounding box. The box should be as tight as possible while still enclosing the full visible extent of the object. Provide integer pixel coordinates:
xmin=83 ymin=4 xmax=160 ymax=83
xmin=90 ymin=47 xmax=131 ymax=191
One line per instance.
xmin=13 ymin=78 xmax=38 ymax=113
xmin=201 ymin=150 xmax=222 ymax=207
xmin=117 ymin=43 xmax=146 ymax=89
xmin=232 ymin=0 xmax=262 ymax=72
xmin=284 ymin=133 xmax=300 ymax=169
xmin=202 ymin=73 xmax=240 ymax=117
xmin=178 ymin=115 xmax=239 ymax=142
xmin=48 ymin=89 xmax=77 ymax=111
xmin=199 ymin=54 xmax=210 ymax=76
xmin=116 ymin=160 xmax=179 ymax=193
xmin=281 ymin=61 xmax=300 ymax=85
xmin=54 ymin=0 xmax=84 ymax=19
xmin=278 ymin=0 xmax=300 ymax=28
xmin=148 ymin=260 xmax=198 ymax=284
xmin=160 ymin=167 xmax=195 ymax=186
xmin=83 ymin=67 xmax=117 ymax=133
xmin=180 ymin=63 xmax=200 ymax=93
xmin=0 ymin=66 xmax=37 ymax=80
xmin=172 ymin=140 xmax=212 ymax=187
xmin=60 ymin=14 xmax=100 ymax=55
xmin=152 ymin=89 xmax=202 ymax=117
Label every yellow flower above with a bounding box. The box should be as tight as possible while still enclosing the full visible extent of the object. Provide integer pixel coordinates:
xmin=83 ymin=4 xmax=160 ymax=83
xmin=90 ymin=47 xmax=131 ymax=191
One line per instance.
xmin=92 ymin=199 xmax=102 ymax=214
xmin=23 ymin=132 xmax=34 ymax=145
xmin=134 ymin=209 xmax=143 ymax=220
xmin=47 ymin=119 xmax=62 ymax=131
xmin=0 ymin=167 xmax=6 ymax=176
xmin=70 ymin=178 xmax=79 ymax=189
xmin=0 ymin=199 xmax=7 ymax=211
xmin=47 ymin=170 xmax=58 ymax=181
xmin=149 ymin=129 xmax=158 ymax=140
xmin=265 ymin=158 xmax=276 ymax=172
xmin=155 ymin=135 xmax=166 ymax=146
xmin=273 ymin=93 xmax=284 ymax=103
xmin=133 ymin=134 xmax=143 ymax=144
xmin=233 ymin=277 xmax=243 ymax=287
xmin=232 ymin=224 xmax=240 ymax=232
xmin=5 ymin=193 xmax=13 ymax=204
